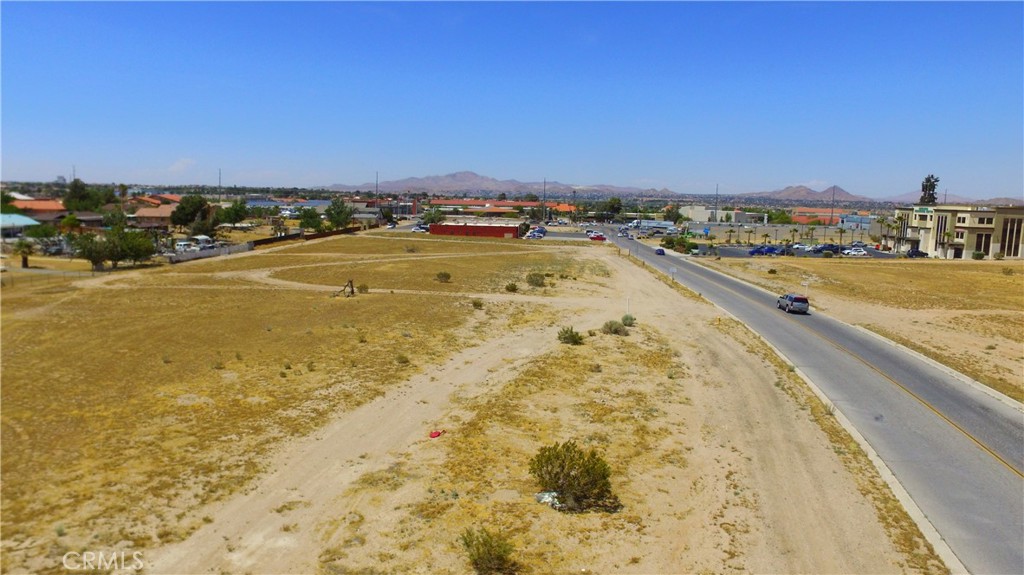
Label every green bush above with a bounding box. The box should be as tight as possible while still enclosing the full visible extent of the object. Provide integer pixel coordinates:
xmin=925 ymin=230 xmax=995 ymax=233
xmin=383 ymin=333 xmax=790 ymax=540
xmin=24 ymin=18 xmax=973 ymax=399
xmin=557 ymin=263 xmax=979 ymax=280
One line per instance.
xmin=472 ymin=298 xmax=484 ymax=309
xmin=437 ymin=271 xmax=452 ymax=283
xmin=767 ymin=268 xmax=777 ymax=274
xmin=994 ymin=252 xmax=1005 ymax=260
xmin=601 ymin=320 xmax=629 ymax=336
xmin=557 ymin=326 xmax=584 ymax=345
xmin=526 ymin=272 xmax=546 ymax=288
xmin=460 ymin=527 xmax=518 ymax=575
xmin=356 ymin=283 xmax=369 ymax=293
xmin=505 ymin=282 xmax=518 ymax=293
xmin=621 ymin=314 xmax=636 ymax=327
xmin=972 ymin=251 xmax=986 ymax=260
xmin=529 ymin=440 xmax=621 ymax=512
xmin=822 ymin=251 xmax=834 ymax=258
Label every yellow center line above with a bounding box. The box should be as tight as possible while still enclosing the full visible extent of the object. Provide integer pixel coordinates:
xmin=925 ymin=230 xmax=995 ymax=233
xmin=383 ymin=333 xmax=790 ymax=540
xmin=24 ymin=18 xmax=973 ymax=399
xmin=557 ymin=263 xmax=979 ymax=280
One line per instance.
xmin=672 ymin=256 xmax=1024 ymax=479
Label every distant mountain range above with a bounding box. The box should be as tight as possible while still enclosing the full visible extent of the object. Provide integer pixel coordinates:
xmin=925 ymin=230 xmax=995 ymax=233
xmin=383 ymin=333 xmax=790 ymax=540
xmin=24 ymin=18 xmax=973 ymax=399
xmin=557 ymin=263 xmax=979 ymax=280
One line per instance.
xmin=324 ymin=171 xmax=1020 ymax=206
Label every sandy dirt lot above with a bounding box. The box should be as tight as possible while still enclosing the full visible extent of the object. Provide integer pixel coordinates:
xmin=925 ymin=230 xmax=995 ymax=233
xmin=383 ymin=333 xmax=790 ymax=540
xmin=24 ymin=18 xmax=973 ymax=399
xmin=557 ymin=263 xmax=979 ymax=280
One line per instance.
xmin=132 ymin=244 xmax=942 ymax=574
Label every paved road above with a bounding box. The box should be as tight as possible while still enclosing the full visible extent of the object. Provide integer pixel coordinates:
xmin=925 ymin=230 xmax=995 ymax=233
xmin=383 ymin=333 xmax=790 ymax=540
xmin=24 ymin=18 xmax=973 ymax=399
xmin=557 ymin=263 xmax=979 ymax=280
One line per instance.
xmin=603 ymin=227 xmax=1024 ymax=575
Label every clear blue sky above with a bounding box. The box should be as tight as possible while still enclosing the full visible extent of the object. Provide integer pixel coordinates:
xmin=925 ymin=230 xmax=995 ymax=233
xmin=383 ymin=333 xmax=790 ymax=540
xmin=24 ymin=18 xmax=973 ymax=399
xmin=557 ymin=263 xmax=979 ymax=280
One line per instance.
xmin=3 ymin=1 xmax=1022 ymax=200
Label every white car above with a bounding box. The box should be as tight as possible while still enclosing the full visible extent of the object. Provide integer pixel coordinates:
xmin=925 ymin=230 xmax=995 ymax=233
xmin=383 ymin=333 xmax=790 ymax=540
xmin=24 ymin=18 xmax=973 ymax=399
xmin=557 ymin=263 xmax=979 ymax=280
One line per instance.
xmin=792 ymin=243 xmax=807 ymax=250
xmin=842 ymin=247 xmax=868 ymax=256
xmin=411 ymin=226 xmax=429 ymax=233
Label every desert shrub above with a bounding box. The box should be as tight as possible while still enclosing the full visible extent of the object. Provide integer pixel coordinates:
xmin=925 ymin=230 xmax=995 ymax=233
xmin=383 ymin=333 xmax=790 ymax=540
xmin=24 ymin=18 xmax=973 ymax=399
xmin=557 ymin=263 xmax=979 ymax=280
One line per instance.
xmin=529 ymin=440 xmax=621 ymax=513
xmin=395 ymin=354 xmax=410 ymax=365
xmin=404 ymin=245 xmax=418 ymax=253
xmin=557 ymin=326 xmax=584 ymax=345
xmin=437 ymin=271 xmax=452 ymax=283
xmin=994 ymin=252 xmax=1005 ymax=260
xmin=526 ymin=272 xmax=546 ymax=288
xmin=505 ymin=282 xmax=518 ymax=293
xmin=472 ymin=298 xmax=484 ymax=309
xmin=767 ymin=268 xmax=777 ymax=274
xmin=1002 ymin=267 xmax=1015 ymax=276
xmin=589 ymin=363 xmax=602 ymax=373
xmin=356 ymin=283 xmax=369 ymax=293
xmin=621 ymin=314 xmax=636 ymax=327
xmin=972 ymin=251 xmax=986 ymax=260
xmin=601 ymin=320 xmax=628 ymax=336
xmin=460 ymin=527 xmax=518 ymax=575
xmin=822 ymin=251 xmax=834 ymax=258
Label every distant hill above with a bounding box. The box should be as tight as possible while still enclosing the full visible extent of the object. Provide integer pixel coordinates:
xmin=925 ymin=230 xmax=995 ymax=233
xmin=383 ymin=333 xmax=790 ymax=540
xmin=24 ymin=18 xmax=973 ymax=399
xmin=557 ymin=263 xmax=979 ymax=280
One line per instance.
xmin=740 ymin=185 xmax=872 ymax=202
xmin=324 ymin=171 xmax=670 ymax=197
xmin=883 ymin=190 xmax=1022 ymax=206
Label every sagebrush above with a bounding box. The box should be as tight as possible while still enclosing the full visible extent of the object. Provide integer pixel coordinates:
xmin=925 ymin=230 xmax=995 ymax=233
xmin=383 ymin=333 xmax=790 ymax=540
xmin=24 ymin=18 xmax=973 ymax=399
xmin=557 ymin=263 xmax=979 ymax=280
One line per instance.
xmin=460 ymin=527 xmax=518 ymax=574
xmin=529 ymin=440 xmax=621 ymax=512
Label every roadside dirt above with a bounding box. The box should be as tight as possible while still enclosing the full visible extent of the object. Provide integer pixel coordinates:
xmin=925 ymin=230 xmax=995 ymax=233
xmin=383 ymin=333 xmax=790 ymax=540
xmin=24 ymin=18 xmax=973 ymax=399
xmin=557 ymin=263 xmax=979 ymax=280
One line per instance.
xmin=145 ymin=247 xmax=929 ymax=574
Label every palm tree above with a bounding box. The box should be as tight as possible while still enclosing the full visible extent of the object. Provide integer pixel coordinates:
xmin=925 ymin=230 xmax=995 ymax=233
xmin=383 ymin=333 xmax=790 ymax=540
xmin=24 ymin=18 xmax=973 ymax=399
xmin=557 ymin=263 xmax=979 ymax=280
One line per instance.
xmin=790 ymin=228 xmax=799 ymax=243
xmin=762 ymin=233 xmax=771 ymax=245
xmin=726 ymin=229 xmax=735 ymax=244
xmin=745 ymin=229 xmax=754 ymax=245
xmin=13 ymin=239 xmax=34 ymax=269
xmin=807 ymin=226 xmax=816 ymax=242
xmin=894 ymin=214 xmax=907 ymax=251
xmin=837 ymin=228 xmax=846 ymax=247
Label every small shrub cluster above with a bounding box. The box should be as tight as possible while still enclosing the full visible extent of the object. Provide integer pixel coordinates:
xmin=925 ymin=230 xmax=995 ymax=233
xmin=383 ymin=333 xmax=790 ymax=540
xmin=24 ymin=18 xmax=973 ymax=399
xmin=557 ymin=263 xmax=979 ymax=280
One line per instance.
xmin=460 ymin=527 xmax=518 ymax=575
xmin=767 ymin=268 xmax=778 ymax=274
xmin=557 ymin=326 xmax=584 ymax=345
xmin=972 ymin=251 xmax=986 ymax=260
xmin=404 ymin=245 xmax=418 ymax=253
xmin=1002 ymin=267 xmax=1015 ymax=276
xmin=822 ymin=251 xmax=834 ymax=258
xmin=436 ymin=271 xmax=452 ymax=283
xmin=505 ymin=282 xmax=518 ymax=293
xmin=526 ymin=272 xmax=546 ymax=288
xmin=621 ymin=314 xmax=636 ymax=327
xmin=471 ymin=298 xmax=484 ymax=309
xmin=356 ymin=283 xmax=369 ymax=294
xmin=529 ymin=440 xmax=621 ymax=513
xmin=601 ymin=320 xmax=629 ymax=336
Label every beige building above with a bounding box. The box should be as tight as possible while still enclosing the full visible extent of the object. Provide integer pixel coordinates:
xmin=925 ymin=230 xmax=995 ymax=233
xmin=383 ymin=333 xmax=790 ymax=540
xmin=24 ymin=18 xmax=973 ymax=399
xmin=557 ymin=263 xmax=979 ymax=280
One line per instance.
xmin=883 ymin=204 xmax=1023 ymax=259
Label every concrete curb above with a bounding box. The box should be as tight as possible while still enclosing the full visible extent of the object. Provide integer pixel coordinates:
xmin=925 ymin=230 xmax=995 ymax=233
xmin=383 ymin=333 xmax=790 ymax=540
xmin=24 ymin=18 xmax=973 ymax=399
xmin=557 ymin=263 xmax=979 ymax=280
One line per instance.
xmin=667 ymin=261 xmax=970 ymax=574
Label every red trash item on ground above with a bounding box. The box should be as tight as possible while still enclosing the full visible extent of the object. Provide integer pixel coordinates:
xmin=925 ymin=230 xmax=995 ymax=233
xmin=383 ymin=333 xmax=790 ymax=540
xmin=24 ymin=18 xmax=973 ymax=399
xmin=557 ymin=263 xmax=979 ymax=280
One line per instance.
xmin=429 ymin=430 xmax=445 ymax=438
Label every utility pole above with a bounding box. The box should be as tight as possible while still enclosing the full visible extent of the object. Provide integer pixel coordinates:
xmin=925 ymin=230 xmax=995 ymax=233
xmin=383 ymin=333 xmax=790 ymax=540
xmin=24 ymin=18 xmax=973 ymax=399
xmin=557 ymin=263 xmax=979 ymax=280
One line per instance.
xmin=218 ymin=168 xmax=222 ymax=201
xmin=829 ymin=185 xmax=837 ymax=241
xmin=713 ymin=184 xmax=719 ymax=224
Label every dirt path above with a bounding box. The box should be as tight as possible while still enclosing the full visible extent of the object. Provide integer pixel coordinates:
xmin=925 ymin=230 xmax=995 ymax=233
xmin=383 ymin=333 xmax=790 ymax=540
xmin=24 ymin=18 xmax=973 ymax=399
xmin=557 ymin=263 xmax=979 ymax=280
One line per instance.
xmin=146 ymin=249 xmax=918 ymax=574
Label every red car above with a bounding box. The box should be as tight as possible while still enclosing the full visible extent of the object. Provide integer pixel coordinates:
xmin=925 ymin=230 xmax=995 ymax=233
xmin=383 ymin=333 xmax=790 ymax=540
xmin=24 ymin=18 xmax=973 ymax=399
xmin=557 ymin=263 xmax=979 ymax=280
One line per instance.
xmin=589 ymin=234 xmax=606 ymax=241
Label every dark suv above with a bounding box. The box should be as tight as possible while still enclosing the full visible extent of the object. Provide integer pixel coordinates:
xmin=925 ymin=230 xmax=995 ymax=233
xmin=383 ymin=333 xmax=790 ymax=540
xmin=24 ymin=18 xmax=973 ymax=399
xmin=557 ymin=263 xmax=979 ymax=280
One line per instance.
xmin=906 ymin=248 xmax=929 ymax=258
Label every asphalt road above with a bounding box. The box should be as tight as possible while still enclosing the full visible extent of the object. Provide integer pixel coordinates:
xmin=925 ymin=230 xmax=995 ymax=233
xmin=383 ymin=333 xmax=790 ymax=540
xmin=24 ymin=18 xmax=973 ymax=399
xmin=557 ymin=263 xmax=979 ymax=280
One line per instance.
xmin=602 ymin=226 xmax=1024 ymax=575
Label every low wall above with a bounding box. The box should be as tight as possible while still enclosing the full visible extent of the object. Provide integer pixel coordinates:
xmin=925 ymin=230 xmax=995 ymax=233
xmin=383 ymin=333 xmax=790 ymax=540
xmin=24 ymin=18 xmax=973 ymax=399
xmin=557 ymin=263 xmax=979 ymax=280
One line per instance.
xmin=168 ymin=242 xmax=253 ymax=263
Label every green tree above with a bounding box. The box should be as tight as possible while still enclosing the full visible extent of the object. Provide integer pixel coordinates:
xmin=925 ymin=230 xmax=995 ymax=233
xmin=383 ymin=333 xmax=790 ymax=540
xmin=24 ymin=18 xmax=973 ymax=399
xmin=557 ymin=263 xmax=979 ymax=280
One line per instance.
xmin=297 ymin=207 xmax=323 ymax=232
xmin=12 ymin=239 xmax=34 ymax=269
xmin=497 ymin=192 xmax=507 ymax=201
xmin=70 ymin=233 xmax=108 ymax=270
xmin=171 ymin=195 xmax=209 ymax=230
xmin=1 ymin=192 xmax=22 ymax=214
xmin=421 ymin=208 xmax=446 ymax=225
xmin=664 ymin=206 xmax=681 ymax=224
xmin=60 ymin=213 xmax=82 ymax=235
xmin=324 ymin=197 xmax=355 ymax=229
xmin=523 ymin=193 xmax=540 ymax=202
xmin=25 ymin=223 xmax=58 ymax=241
xmin=919 ymin=174 xmax=940 ymax=205
xmin=604 ymin=197 xmax=623 ymax=215
xmin=102 ymin=208 xmax=128 ymax=228
xmin=63 ymin=178 xmax=92 ymax=211
xmin=790 ymin=228 xmax=799 ymax=243
xmin=220 ymin=199 xmax=248 ymax=225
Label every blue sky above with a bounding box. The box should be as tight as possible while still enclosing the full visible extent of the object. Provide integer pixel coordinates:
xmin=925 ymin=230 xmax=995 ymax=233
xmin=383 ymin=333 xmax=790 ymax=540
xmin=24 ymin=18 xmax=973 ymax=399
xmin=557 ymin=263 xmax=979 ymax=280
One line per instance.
xmin=3 ymin=1 xmax=1022 ymax=200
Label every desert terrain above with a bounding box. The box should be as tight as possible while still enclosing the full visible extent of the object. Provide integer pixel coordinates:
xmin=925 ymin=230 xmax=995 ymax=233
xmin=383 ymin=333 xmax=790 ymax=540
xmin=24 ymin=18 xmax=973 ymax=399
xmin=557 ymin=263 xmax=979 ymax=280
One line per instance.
xmin=2 ymin=231 xmax=992 ymax=574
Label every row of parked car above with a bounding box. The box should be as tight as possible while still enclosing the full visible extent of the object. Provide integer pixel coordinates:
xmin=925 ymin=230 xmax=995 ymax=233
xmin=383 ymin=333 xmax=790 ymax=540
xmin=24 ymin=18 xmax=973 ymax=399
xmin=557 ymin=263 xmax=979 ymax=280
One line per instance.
xmin=749 ymin=240 xmax=877 ymax=257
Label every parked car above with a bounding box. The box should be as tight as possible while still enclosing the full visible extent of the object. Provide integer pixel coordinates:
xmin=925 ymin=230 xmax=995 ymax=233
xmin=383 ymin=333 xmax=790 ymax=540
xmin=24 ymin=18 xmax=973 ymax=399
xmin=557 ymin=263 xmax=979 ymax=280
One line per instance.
xmin=386 ymin=222 xmax=397 ymax=229
xmin=749 ymin=245 xmax=778 ymax=256
xmin=812 ymin=243 xmax=840 ymax=254
xmin=850 ymin=240 xmax=867 ymax=248
xmin=654 ymin=248 xmax=666 ymax=255
xmin=792 ymin=243 xmax=808 ymax=250
xmin=411 ymin=226 xmax=429 ymax=233
xmin=777 ymin=293 xmax=810 ymax=314
xmin=906 ymin=248 xmax=929 ymax=258
xmin=589 ymin=234 xmax=607 ymax=241
xmin=842 ymin=247 xmax=868 ymax=256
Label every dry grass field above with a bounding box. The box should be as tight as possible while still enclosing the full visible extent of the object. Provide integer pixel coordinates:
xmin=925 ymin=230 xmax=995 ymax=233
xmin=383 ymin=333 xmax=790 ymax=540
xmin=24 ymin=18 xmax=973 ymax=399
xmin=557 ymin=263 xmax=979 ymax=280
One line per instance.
xmin=696 ymin=257 xmax=1024 ymax=402
xmin=0 ymin=233 xmax=957 ymax=574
